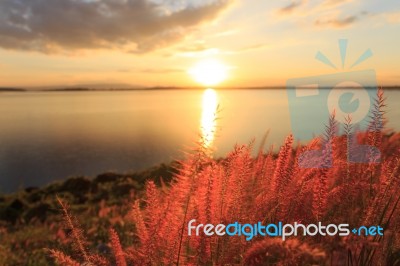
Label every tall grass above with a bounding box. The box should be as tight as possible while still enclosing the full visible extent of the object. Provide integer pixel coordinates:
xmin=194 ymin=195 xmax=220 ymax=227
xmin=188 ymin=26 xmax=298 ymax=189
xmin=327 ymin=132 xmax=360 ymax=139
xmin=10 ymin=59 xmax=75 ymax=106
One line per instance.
xmin=50 ymin=89 xmax=400 ymax=265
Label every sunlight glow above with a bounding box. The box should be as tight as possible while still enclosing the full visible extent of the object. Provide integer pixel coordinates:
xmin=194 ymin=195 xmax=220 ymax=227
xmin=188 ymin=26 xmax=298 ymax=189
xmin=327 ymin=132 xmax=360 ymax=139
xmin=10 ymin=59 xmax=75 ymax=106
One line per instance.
xmin=189 ymin=59 xmax=228 ymax=86
xmin=200 ymin=88 xmax=219 ymax=150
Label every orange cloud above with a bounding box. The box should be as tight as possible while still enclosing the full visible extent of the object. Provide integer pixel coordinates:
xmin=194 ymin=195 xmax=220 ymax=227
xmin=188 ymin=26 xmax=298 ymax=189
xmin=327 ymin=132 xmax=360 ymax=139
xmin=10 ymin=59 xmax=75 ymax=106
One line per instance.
xmin=278 ymin=1 xmax=305 ymax=15
xmin=315 ymin=15 xmax=358 ymax=28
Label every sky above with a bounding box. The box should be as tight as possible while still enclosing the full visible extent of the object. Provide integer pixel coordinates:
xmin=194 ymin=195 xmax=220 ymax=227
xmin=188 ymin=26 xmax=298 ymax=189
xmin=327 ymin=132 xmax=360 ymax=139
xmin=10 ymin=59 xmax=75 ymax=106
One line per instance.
xmin=0 ymin=0 xmax=399 ymax=88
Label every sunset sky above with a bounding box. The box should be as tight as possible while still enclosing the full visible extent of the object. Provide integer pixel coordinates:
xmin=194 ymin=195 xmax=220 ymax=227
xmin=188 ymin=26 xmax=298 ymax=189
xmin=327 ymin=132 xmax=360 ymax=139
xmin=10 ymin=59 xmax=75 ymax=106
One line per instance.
xmin=0 ymin=0 xmax=399 ymax=88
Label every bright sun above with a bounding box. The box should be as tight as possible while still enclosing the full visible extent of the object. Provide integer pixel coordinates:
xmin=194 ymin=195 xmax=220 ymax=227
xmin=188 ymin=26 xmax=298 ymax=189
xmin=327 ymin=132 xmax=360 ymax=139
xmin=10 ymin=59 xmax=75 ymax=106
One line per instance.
xmin=189 ymin=59 xmax=228 ymax=86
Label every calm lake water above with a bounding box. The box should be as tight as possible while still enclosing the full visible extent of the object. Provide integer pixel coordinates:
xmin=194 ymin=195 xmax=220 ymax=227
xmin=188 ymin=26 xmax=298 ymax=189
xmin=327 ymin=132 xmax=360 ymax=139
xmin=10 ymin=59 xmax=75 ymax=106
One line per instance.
xmin=0 ymin=89 xmax=399 ymax=193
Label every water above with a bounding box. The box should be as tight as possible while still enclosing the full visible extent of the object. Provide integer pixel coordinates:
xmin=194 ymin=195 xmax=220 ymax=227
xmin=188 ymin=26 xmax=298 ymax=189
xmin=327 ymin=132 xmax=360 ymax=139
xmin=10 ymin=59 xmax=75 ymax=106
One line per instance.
xmin=0 ymin=89 xmax=399 ymax=193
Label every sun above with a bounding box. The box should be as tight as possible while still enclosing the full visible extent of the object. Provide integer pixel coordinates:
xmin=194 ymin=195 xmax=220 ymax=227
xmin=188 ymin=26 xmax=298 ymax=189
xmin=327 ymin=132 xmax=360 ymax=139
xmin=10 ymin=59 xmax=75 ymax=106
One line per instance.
xmin=189 ymin=59 xmax=228 ymax=86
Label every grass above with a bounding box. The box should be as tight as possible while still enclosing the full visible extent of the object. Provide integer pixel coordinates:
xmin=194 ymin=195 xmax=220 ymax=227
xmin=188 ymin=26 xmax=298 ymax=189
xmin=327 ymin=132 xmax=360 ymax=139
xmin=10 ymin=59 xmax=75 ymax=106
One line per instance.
xmin=44 ymin=129 xmax=400 ymax=266
xmin=0 ymin=164 xmax=177 ymax=265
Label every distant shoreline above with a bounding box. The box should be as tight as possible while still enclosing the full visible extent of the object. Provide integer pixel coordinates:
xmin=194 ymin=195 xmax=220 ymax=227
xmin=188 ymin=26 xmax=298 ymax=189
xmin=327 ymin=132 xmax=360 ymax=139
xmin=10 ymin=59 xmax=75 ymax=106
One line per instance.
xmin=0 ymin=88 xmax=27 ymax=92
xmin=1 ymin=86 xmax=400 ymax=92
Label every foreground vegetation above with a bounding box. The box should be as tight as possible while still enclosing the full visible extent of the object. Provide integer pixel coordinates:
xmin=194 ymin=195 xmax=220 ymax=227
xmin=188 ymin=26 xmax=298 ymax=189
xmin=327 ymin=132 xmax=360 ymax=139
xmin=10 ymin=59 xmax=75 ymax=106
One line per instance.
xmin=44 ymin=128 xmax=399 ymax=266
xmin=0 ymin=164 xmax=177 ymax=265
xmin=1 ymin=129 xmax=399 ymax=265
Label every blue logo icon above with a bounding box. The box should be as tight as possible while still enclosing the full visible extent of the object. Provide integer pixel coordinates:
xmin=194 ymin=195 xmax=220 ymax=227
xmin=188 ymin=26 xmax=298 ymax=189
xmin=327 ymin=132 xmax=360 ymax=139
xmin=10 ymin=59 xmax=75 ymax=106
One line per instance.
xmin=286 ymin=39 xmax=381 ymax=168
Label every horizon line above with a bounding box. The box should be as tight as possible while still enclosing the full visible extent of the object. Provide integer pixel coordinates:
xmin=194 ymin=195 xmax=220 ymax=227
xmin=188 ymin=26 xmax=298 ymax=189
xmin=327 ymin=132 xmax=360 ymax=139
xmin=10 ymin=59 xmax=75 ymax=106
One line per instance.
xmin=1 ymin=85 xmax=400 ymax=92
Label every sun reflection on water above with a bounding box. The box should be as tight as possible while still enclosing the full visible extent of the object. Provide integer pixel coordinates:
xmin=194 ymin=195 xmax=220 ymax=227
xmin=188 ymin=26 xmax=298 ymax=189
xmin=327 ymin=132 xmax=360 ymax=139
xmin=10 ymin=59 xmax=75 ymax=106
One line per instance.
xmin=200 ymin=88 xmax=219 ymax=151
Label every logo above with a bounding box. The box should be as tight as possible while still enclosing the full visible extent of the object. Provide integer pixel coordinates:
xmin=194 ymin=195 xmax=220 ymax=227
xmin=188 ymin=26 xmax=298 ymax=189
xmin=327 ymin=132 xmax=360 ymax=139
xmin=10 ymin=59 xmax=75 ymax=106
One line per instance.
xmin=188 ymin=219 xmax=383 ymax=241
xmin=286 ymin=39 xmax=381 ymax=168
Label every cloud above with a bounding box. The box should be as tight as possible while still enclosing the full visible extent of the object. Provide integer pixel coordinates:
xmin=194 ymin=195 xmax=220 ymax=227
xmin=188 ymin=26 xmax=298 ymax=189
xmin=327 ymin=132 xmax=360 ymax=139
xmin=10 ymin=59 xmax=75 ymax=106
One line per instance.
xmin=171 ymin=41 xmax=270 ymax=57
xmin=235 ymin=43 xmax=269 ymax=52
xmin=385 ymin=11 xmax=400 ymax=23
xmin=118 ymin=67 xmax=183 ymax=74
xmin=177 ymin=43 xmax=209 ymax=52
xmin=174 ymin=45 xmax=220 ymax=57
xmin=211 ymin=29 xmax=239 ymax=37
xmin=278 ymin=1 xmax=304 ymax=15
xmin=315 ymin=15 xmax=358 ymax=28
xmin=322 ymin=0 xmax=355 ymax=7
xmin=0 ymin=0 xmax=232 ymax=54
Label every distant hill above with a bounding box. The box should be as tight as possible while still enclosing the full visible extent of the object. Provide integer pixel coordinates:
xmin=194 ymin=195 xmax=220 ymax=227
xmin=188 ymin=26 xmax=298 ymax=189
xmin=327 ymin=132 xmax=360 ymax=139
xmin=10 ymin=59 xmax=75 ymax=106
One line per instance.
xmin=0 ymin=87 xmax=26 ymax=92
xmin=30 ymin=83 xmax=142 ymax=91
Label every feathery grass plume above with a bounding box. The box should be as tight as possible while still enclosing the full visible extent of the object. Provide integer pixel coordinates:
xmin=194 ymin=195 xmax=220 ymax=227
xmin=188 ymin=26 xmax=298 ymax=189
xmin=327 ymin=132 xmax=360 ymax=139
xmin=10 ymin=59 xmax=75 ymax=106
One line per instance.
xmin=312 ymin=169 xmax=328 ymax=222
xmin=251 ymin=131 xmax=271 ymax=206
xmin=368 ymin=87 xmax=386 ymax=152
xmin=193 ymin=165 xmax=215 ymax=264
xmin=312 ymin=112 xmax=339 ymax=221
xmin=109 ymin=228 xmax=127 ymax=266
xmin=349 ymin=156 xmax=400 ymax=265
xmin=56 ymin=196 xmax=90 ymax=263
xmin=353 ymin=196 xmax=400 ymax=266
xmin=273 ymin=134 xmax=294 ymax=197
xmin=87 ymin=254 xmax=109 ymax=266
xmin=130 ymin=200 xmax=149 ymax=261
xmin=363 ymin=157 xmax=400 ymax=226
xmin=322 ymin=110 xmax=337 ymax=166
xmin=211 ymin=160 xmax=234 ymax=264
xmin=150 ymin=136 xmax=214 ymax=265
xmin=47 ymin=249 xmax=80 ymax=266
xmin=210 ymin=164 xmax=226 ymax=264
xmin=231 ymin=144 xmax=254 ymax=221
xmin=285 ymin=144 xmax=317 ymax=222
xmin=271 ymin=134 xmax=294 ymax=221
xmin=344 ymin=114 xmax=355 ymax=186
xmin=254 ymin=149 xmax=275 ymax=219
xmin=48 ymin=197 xmax=109 ymax=265
xmin=223 ymin=145 xmax=247 ymax=222
xmin=141 ymin=180 xmax=166 ymax=262
xmin=174 ymin=162 xmax=201 ymax=266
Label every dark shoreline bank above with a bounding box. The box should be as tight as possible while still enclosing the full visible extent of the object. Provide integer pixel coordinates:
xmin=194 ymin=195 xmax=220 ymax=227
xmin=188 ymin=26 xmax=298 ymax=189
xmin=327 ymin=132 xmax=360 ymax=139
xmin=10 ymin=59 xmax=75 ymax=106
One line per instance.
xmin=0 ymin=162 xmax=178 ymax=224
